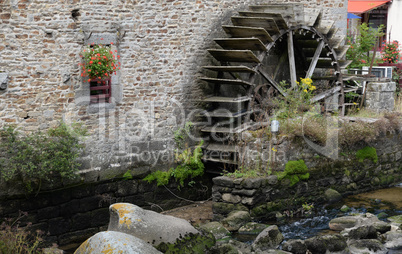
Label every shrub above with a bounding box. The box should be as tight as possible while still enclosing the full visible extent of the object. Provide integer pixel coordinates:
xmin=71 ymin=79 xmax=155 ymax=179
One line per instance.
xmin=346 ymin=23 xmax=384 ymax=68
xmin=0 ymin=212 xmax=43 ymax=254
xmin=381 ymin=40 xmax=401 ymax=63
xmin=0 ymin=122 xmax=87 ymax=193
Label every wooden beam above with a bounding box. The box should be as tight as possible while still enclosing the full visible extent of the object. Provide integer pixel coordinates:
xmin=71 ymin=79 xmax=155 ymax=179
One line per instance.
xmin=288 ymin=30 xmax=297 ymax=88
xmin=310 ymin=86 xmax=341 ymax=102
xmin=305 ymin=40 xmax=324 ymax=79
xmin=258 ymin=68 xmax=287 ymax=97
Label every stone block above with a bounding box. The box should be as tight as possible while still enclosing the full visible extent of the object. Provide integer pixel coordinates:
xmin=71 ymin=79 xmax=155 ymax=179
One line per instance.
xmin=71 ymin=212 xmax=92 ymax=231
xmin=212 ymin=176 xmax=235 ymax=188
xmin=222 ymin=193 xmax=242 ymax=204
xmin=48 ymin=217 xmax=71 ymax=236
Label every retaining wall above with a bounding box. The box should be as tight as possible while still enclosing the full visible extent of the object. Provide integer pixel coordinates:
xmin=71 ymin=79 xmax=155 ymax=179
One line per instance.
xmin=212 ymin=126 xmax=402 ymax=220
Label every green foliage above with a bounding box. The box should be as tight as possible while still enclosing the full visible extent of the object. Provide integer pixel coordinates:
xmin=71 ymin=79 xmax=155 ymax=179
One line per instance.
xmin=80 ymin=44 xmax=120 ymax=80
xmin=122 ymin=170 xmax=133 ymax=180
xmin=346 ymin=23 xmax=384 ymax=68
xmin=274 ymin=78 xmax=316 ymax=119
xmin=0 ymin=122 xmax=86 ymax=193
xmin=278 ymin=160 xmax=310 ymax=187
xmin=356 ymin=146 xmax=378 ymax=163
xmin=0 ymin=212 xmax=43 ymax=254
xmin=174 ymin=122 xmax=193 ymax=149
xmin=143 ymin=141 xmax=204 ymax=189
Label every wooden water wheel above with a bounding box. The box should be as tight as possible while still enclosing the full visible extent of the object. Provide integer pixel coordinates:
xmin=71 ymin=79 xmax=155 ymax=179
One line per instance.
xmin=199 ymin=4 xmax=351 ymax=169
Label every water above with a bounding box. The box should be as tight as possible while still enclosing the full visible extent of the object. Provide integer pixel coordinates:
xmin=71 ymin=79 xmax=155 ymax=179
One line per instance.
xmin=236 ymin=184 xmax=402 ymax=244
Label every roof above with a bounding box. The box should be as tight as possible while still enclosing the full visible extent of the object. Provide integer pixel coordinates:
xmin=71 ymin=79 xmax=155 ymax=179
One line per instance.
xmin=348 ymin=0 xmax=391 ymax=14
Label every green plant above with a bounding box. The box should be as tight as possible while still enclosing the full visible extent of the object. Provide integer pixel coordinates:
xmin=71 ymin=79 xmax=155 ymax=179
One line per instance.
xmin=346 ymin=23 xmax=384 ymax=68
xmin=0 ymin=122 xmax=87 ymax=193
xmin=278 ymin=160 xmax=310 ymax=187
xmin=80 ymin=43 xmax=121 ymax=81
xmin=122 ymin=170 xmax=133 ymax=180
xmin=143 ymin=141 xmax=204 ymax=189
xmin=356 ymin=146 xmax=378 ymax=163
xmin=0 ymin=211 xmax=43 ymax=254
xmin=174 ymin=122 xmax=193 ymax=149
xmin=381 ymin=40 xmax=401 ymax=63
xmin=274 ymin=78 xmax=316 ymax=119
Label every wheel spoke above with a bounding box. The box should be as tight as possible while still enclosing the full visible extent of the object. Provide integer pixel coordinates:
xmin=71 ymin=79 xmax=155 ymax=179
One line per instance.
xmin=305 ymin=40 xmax=324 ymax=79
xmin=287 ymin=30 xmax=297 ymax=88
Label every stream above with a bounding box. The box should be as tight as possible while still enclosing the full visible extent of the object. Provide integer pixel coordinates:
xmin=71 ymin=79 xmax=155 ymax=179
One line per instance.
xmin=235 ymin=184 xmax=402 ymax=244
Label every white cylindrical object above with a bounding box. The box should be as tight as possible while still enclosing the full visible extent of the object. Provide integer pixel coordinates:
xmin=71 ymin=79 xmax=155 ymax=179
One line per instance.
xmin=271 ymin=120 xmax=279 ymax=133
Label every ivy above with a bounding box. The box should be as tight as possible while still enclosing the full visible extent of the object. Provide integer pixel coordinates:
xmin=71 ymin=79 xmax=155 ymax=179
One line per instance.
xmin=0 ymin=122 xmax=87 ymax=193
xmin=143 ymin=141 xmax=204 ymax=189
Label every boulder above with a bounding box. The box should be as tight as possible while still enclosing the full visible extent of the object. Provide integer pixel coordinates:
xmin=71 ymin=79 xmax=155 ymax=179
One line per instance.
xmin=282 ymin=239 xmax=307 ymax=254
xmin=372 ymin=221 xmax=391 ymax=234
xmin=305 ymin=234 xmax=347 ymax=254
xmin=383 ymin=231 xmax=402 ymax=250
xmin=74 ymin=231 xmax=162 ymax=254
xmin=329 ymin=216 xmax=360 ymax=231
xmin=199 ymin=221 xmax=230 ymax=240
xmin=348 ymin=239 xmax=387 ymax=254
xmin=252 ymin=225 xmax=284 ymax=251
xmin=221 ymin=210 xmax=251 ymax=231
xmin=108 ymin=203 xmax=199 ymax=246
xmin=238 ymin=222 xmax=269 ymax=235
xmin=347 ymin=225 xmax=378 ymax=239
xmin=209 ymin=239 xmax=251 ymax=254
xmin=387 ymin=214 xmax=402 ymax=228
xmin=324 ymin=188 xmax=342 ymax=203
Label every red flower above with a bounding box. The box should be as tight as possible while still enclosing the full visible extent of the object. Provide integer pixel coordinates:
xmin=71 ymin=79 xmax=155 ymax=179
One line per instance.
xmin=89 ymin=61 xmax=93 ymax=64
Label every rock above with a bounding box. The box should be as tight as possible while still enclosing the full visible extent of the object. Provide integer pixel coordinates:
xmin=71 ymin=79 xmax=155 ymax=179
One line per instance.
xmin=348 ymin=225 xmax=378 ymax=239
xmin=74 ymin=231 xmax=162 ymax=254
xmin=222 ymin=193 xmax=242 ymax=204
xmin=340 ymin=205 xmax=350 ymax=213
xmin=325 ymin=188 xmax=342 ymax=203
xmin=238 ymin=222 xmax=269 ymax=235
xmin=108 ymin=203 xmax=199 ymax=246
xmin=376 ymin=212 xmax=388 ymax=220
xmin=221 ymin=210 xmax=251 ymax=231
xmin=43 ymin=247 xmax=64 ymax=254
xmin=372 ymin=221 xmax=391 ymax=234
xmin=305 ymin=234 xmax=347 ymax=254
xmin=282 ymin=239 xmax=307 ymax=254
xmin=348 ymin=239 xmax=387 ymax=254
xmin=208 ymin=243 xmax=241 ymax=254
xmin=254 ymin=250 xmax=292 ymax=254
xmin=252 ymin=225 xmax=284 ymax=251
xmin=383 ymin=231 xmax=402 ymax=250
xmin=213 ymin=176 xmax=235 ymax=187
xmin=199 ymin=221 xmax=230 ymax=240
xmin=212 ymin=202 xmax=248 ymax=216
xmin=387 ymin=214 xmax=402 ymax=227
xmin=329 ymin=216 xmax=360 ymax=231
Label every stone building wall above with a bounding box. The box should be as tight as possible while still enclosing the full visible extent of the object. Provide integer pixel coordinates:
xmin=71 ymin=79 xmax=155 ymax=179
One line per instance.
xmin=0 ymin=0 xmax=347 ymax=178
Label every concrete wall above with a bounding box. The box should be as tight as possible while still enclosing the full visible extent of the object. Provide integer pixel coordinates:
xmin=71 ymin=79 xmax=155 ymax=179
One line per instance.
xmin=387 ymin=0 xmax=402 ymax=44
xmin=0 ymin=0 xmax=347 ymax=179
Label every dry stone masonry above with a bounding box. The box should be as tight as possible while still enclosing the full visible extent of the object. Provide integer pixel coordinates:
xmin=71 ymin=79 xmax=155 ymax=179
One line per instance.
xmin=0 ymin=0 xmax=347 ymax=178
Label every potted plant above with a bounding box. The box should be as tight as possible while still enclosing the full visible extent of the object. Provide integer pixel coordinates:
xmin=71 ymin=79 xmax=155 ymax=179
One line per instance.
xmin=80 ymin=43 xmax=120 ymax=81
xmin=79 ymin=43 xmax=120 ymax=103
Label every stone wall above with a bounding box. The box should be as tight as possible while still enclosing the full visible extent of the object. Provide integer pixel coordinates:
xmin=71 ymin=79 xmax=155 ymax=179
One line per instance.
xmin=212 ymin=127 xmax=402 ymax=220
xmin=366 ymin=81 xmax=396 ymax=113
xmin=0 ymin=0 xmax=348 ymax=177
xmin=0 ymin=174 xmax=211 ymax=248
